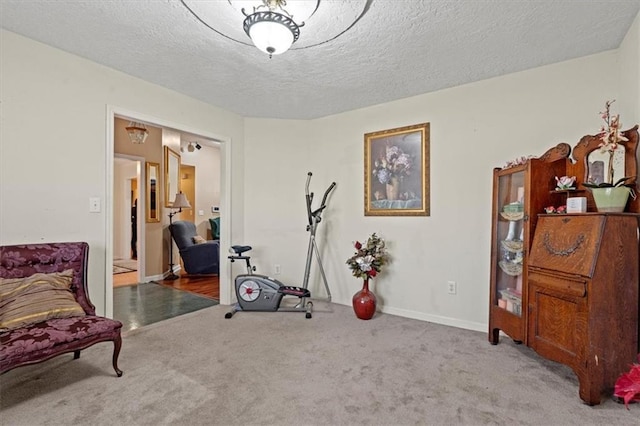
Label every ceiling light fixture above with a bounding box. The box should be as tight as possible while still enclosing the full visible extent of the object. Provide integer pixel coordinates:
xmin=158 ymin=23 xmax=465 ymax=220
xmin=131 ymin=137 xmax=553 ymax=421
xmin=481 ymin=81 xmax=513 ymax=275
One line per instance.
xmin=242 ymin=0 xmax=301 ymax=58
xmin=187 ymin=142 xmax=195 ymax=152
xmin=125 ymin=121 xmax=149 ymax=144
xmin=180 ymin=1 xmax=372 ymax=58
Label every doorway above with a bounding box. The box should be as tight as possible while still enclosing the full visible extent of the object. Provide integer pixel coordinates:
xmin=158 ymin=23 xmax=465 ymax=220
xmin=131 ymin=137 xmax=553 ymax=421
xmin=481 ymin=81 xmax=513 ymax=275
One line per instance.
xmin=106 ymin=107 xmax=232 ymax=320
xmin=113 ymin=156 xmax=142 ymax=287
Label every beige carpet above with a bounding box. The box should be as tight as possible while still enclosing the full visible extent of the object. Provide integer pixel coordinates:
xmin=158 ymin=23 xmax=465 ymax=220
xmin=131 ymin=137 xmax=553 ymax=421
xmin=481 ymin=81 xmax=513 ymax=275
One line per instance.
xmin=1 ymin=302 xmax=638 ymax=425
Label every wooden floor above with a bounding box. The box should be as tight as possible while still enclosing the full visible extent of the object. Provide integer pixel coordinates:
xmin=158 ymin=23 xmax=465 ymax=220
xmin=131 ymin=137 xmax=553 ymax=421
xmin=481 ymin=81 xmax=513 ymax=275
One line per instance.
xmin=113 ymin=272 xmax=219 ymax=300
xmin=113 ymin=271 xmax=137 ymax=287
xmin=157 ymin=274 xmax=220 ymax=300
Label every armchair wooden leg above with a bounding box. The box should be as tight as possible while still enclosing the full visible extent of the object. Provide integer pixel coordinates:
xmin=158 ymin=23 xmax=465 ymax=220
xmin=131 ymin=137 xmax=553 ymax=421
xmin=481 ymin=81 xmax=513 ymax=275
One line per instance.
xmin=73 ymin=350 xmax=80 ymax=359
xmin=112 ymin=333 xmax=123 ymax=377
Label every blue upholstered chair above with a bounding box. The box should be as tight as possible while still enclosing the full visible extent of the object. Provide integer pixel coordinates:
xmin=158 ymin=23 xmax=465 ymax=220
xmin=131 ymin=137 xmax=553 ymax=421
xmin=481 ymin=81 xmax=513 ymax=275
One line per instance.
xmin=169 ymin=221 xmax=219 ymax=275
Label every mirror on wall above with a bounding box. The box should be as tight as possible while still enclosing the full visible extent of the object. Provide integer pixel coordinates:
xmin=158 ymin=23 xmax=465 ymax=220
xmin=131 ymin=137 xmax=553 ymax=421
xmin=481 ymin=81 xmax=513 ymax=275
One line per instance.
xmin=146 ymin=162 xmax=160 ymax=223
xmin=586 ymin=146 xmax=626 ymax=185
xmin=164 ymin=146 xmax=181 ymax=207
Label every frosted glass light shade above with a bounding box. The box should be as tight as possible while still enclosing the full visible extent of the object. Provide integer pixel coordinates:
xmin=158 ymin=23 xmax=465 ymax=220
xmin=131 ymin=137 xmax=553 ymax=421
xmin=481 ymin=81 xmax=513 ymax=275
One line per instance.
xmin=243 ymin=11 xmax=299 ymax=56
xmin=249 ymin=19 xmax=294 ymax=55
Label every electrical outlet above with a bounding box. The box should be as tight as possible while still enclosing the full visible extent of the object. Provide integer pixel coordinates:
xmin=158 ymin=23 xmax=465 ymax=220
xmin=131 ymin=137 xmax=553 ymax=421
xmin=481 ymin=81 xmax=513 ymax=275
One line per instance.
xmin=89 ymin=197 xmax=101 ymax=213
xmin=274 ymin=264 xmax=281 ymax=275
xmin=447 ymin=281 xmax=457 ymax=295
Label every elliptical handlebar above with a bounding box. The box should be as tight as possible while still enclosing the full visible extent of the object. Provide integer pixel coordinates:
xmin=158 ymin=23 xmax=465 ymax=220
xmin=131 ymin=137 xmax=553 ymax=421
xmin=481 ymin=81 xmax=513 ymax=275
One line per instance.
xmin=305 ymin=172 xmax=336 ymax=226
xmin=306 ymin=173 xmax=314 ymax=227
xmin=318 ymin=182 xmax=336 ymax=213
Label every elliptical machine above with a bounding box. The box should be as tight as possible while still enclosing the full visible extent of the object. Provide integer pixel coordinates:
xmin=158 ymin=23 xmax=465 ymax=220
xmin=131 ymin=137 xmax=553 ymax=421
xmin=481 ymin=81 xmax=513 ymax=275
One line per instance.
xmin=225 ymin=172 xmax=336 ymax=319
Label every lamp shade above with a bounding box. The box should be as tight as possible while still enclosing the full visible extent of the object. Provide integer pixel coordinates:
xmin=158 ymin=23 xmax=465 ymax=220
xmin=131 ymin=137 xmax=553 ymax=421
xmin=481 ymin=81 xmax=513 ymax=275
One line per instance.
xmin=244 ymin=11 xmax=299 ymax=56
xmin=171 ymin=192 xmax=191 ymax=209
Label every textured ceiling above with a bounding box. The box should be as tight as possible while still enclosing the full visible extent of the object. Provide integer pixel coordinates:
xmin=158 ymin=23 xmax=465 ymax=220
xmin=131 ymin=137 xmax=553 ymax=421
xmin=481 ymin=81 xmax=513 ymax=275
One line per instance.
xmin=2 ymin=1 xmax=640 ymax=120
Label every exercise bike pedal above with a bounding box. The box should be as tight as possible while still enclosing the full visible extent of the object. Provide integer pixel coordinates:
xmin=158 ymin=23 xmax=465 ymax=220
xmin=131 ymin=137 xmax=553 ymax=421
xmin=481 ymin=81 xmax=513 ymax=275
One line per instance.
xmin=278 ymin=286 xmax=311 ymax=298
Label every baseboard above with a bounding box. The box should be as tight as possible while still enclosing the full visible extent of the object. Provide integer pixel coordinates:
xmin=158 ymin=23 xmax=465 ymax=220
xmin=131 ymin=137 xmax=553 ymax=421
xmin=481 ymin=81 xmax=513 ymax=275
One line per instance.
xmin=145 ymin=273 xmax=167 ymax=282
xmin=150 ymin=266 xmax=184 ymax=282
xmin=331 ymin=300 xmax=487 ymax=333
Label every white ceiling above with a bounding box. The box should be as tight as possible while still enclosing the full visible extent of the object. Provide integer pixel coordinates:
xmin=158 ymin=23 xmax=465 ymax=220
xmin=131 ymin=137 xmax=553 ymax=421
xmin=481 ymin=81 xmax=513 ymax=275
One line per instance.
xmin=2 ymin=1 xmax=640 ymax=120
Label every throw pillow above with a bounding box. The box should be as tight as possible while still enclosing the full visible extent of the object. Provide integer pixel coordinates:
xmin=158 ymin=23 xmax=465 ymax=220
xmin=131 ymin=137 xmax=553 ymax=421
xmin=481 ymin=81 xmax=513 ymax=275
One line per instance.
xmin=193 ymin=235 xmax=206 ymax=244
xmin=0 ymin=269 xmax=86 ymax=331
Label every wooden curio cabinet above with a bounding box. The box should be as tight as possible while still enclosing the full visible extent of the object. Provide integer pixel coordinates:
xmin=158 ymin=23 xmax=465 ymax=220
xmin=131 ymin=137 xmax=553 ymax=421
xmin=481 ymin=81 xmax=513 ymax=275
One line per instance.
xmin=488 ymin=145 xmax=570 ymax=345
xmin=488 ymin=127 xmax=640 ymax=405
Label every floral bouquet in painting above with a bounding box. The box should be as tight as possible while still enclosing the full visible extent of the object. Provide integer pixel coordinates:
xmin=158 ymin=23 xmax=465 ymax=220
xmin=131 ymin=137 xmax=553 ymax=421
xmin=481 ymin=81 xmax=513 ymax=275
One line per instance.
xmin=346 ymin=233 xmax=389 ymax=279
xmin=372 ymin=145 xmax=413 ymax=185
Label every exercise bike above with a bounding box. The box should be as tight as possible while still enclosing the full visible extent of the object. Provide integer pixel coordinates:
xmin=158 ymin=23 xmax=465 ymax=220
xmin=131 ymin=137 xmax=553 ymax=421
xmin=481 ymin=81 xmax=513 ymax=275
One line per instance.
xmin=225 ymin=172 xmax=336 ymax=319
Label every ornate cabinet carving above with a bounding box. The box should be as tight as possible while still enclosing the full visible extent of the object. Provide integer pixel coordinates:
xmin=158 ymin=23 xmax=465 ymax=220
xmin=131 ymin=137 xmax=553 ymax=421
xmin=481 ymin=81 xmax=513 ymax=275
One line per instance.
xmin=527 ymin=213 xmax=640 ymax=405
xmin=488 ymin=147 xmax=569 ymax=345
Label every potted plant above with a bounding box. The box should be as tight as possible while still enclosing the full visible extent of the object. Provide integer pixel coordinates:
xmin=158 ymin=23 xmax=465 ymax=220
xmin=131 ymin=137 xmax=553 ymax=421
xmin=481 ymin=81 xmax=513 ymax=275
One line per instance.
xmin=346 ymin=233 xmax=389 ymax=319
xmin=582 ymin=100 xmax=637 ymax=212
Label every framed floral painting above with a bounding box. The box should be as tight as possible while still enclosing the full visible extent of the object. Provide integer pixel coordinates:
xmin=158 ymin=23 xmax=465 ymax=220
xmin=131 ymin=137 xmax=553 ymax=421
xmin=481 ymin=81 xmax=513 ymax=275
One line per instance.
xmin=364 ymin=123 xmax=430 ymax=216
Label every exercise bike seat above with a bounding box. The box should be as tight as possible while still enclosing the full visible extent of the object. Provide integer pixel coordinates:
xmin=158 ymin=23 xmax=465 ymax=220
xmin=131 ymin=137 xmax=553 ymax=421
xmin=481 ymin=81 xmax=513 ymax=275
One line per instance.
xmin=278 ymin=286 xmax=311 ymax=298
xmin=230 ymin=245 xmax=252 ymax=255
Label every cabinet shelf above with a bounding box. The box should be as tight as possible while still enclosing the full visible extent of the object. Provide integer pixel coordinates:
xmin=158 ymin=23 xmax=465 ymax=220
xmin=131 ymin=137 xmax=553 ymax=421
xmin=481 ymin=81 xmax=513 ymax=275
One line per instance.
xmin=549 ymin=188 xmax=586 ymax=194
xmin=498 ymin=288 xmax=522 ymax=315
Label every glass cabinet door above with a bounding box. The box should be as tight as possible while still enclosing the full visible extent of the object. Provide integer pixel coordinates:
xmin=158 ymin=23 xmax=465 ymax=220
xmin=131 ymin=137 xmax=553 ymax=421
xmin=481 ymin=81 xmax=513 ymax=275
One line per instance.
xmin=493 ymin=170 xmax=525 ymax=317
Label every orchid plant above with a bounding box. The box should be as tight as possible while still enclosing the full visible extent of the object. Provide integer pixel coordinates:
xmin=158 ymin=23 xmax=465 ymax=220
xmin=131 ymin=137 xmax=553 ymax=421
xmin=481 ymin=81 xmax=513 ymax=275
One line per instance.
xmin=584 ymin=100 xmax=635 ymax=188
xmin=346 ymin=233 xmax=389 ymax=280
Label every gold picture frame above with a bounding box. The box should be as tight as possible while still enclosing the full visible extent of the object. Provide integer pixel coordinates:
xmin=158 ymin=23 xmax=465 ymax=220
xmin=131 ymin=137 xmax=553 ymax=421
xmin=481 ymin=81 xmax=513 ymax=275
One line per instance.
xmin=364 ymin=123 xmax=430 ymax=216
xmin=164 ymin=146 xmax=181 ymax=207
xmin=145 ymin=161 xmax=160 ymax=223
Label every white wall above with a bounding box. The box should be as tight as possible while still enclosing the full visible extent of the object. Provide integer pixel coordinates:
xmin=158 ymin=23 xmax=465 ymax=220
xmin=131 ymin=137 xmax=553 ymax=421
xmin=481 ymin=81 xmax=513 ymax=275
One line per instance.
xmin=0 ymin=30 xmax=245 ymax=315
xmin=180 ymin=144 xmax=222 ymax=238
xmin=618 ymin=10 xmax=640 ymax=175
xmin=244 ymin=50 xmax=629 ymax=331
xmin=619 ymin=11 xmax=640 ymax=124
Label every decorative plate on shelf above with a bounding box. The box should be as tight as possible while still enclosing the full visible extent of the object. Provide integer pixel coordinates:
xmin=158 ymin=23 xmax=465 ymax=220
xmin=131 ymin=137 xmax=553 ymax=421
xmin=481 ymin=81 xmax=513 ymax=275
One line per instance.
xmin=501 ymin=240 xmax=523 ymax=252
xmin=500 ymin=212 xmax=524 ymax=221
xmin=499 ymin=260 xmax=523 ymax=277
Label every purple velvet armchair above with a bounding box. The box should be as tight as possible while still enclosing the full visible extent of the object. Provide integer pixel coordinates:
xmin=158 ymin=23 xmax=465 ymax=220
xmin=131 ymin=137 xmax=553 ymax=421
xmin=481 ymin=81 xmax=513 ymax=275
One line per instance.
xmin=0 ymin=242 xmax=123 ymax=376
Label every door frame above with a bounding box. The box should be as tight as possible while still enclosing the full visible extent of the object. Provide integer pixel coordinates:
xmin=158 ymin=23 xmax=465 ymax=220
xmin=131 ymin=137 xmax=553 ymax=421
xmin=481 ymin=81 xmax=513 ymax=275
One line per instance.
xmin=105 ymin=106 xmax=232 ymax=318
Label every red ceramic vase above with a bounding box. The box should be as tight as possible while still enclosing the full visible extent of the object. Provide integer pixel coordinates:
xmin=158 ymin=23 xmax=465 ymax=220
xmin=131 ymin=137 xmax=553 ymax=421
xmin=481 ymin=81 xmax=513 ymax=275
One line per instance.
xmin=352 ymin=278 xmax=377 ymax=320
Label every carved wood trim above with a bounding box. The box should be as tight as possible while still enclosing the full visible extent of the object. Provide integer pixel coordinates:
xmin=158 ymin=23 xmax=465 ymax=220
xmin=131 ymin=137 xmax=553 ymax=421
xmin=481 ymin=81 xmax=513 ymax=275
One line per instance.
xmin=539 ymin=142 xmax=571 ymax=163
